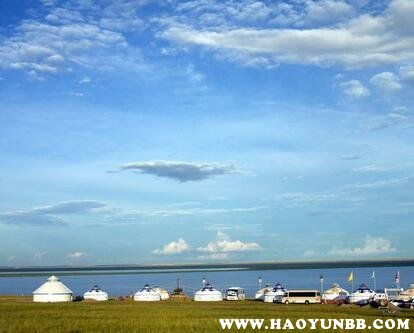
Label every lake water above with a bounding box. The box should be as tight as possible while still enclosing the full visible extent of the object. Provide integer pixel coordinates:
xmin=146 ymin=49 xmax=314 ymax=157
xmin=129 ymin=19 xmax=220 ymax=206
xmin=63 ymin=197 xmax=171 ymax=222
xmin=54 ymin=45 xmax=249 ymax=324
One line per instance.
xmin=1 ymin=266 xmax=413 ymax=298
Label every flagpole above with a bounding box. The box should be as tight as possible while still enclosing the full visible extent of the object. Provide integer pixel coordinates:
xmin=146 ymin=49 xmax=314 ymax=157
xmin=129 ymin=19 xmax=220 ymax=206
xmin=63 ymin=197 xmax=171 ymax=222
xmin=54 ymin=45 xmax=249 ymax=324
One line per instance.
xmin=395 ymin=271 xmax=401 ymax=289
xmin=320 ymin=274 xmax=324 ymax=299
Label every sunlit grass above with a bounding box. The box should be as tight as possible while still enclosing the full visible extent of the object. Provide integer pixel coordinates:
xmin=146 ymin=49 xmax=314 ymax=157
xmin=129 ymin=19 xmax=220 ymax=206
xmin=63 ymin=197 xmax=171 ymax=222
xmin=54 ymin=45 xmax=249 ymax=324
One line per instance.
xmin=1 ymin=296 xmax=413 ymax=333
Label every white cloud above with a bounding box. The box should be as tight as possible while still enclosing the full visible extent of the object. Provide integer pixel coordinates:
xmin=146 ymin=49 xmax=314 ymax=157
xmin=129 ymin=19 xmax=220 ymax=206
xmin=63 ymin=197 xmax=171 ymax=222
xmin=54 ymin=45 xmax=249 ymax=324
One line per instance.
xmin=153 ymin=238 xmax=189 ymax=255
xmin=329 ymin=236 xmax=396 ymax=256
xmin=108 ymin=205 xmax=265 ymax=220
xmin=184 ymin=64 xmax=205 ymax=83
xmin=340 ymin=154 xmax=362 ymax=160
xmin=0 ymin=2 xmax=149 ymax=78
xmin=388 ymin=0 xmax=414 ymax=35
xmin=34 ymin=252 xmax=48 ymax=260
xmin=0 ymin=211 xmax=66 ymax=227
xmin=0 ymin=21 xmax=128 ymax=77
xmin=275 ymin=175 xmax=414 ymax=208
xmin=197 ymin=253 xmax=229 ymax=260
xmin=350 ymin=176 xmax=412 ymax=189
xmin=363 ymin=113 xmax=411 ymax=131
xmin=399 ymin=66 xmax=414 ymax=85
xmin=197 ymin=231 xmax=261 ymax=253
xmin=78 ymin=76 xmax=91 ymax=84
xmin=118 ymin=160 xmax=239 ymax=182
xmin=303 ymin=249 xmax=316 ymax=257
xmin=300 ymin=0 xmax=354 ymax=26
xmin=33 ymin=200 xmax=107 ymax=215
xmin=66 ymin=251 xmax=86 ymax=259
xmin=339 ymin=80 xmax=370 ymax=98
xmin=160 ymin=0 xmax=414 ymax=69
xmin=352 ymin=164 xmax=390 ymax=172
xmin=67 ymin=92 xmax=84 ymax=97
xmin=370 ymin=72 xmax=402 ymax=92
xmin=276 ymin=192 xmax=339 ymax=205
xmin=40 ymin=0 xmax=57 ymax=6
xmin=0 ymin=200 xmax=107 ymax=227
xmin=392 ymin=106 xmax=409 ymax=114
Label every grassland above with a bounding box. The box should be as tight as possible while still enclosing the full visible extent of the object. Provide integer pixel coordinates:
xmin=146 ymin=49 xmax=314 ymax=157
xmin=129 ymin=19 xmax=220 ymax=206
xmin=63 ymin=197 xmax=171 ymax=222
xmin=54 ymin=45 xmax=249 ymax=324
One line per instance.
xmin=1 ymin=296 xmax=413 ymax=333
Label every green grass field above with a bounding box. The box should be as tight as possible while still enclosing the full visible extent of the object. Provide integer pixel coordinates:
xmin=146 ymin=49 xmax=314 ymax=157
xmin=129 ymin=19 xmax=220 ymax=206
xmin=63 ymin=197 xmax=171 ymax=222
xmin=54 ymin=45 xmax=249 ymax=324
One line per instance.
xmin=1 ymin=296 xmax=413 ymax=333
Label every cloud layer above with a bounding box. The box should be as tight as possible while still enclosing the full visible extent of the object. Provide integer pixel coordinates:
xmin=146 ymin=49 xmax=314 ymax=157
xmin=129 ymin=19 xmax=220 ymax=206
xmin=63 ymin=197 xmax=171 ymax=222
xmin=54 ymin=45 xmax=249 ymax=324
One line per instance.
xmin=0 ymin=0 xmax=147 ymax=80
xmin=160 ymin=0 xmax=414 ymax=69
xmin=0 ymin=200 xmax=106 ymax=226
xmin=329 ymin=236 xmax=396 ymax=256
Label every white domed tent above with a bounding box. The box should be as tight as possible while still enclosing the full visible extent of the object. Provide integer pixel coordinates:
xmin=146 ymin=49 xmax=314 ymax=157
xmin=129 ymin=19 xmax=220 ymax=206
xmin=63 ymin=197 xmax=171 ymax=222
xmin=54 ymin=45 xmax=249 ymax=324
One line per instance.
xmin=153 ymin=287 xmax=170 ymax=300
xmin=255 ymin=284 xmax=272 ymax=301
xmin=348 ymin=283 xmax=375 ymax=305
xmin=264 ymin=283 xmax=287 ymax=303
xmin=134 ymin=284 xmax=161 ymax=301
xmin=33 ymin=275 xmax=73 ymax=303
xmin=322 ymin=283 xmax=349 ymax=303
xmin=83 ymin=285 xmax=109 ymax=301
xmin=194 ymin=283 xmax=223 ymax=301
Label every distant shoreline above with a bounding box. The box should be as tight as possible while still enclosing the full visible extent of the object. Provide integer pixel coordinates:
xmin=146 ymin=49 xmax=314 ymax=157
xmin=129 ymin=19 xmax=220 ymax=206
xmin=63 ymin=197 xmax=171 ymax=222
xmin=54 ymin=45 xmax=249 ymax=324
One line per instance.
xmin=1 ymin=258 xmax=413 ymax=277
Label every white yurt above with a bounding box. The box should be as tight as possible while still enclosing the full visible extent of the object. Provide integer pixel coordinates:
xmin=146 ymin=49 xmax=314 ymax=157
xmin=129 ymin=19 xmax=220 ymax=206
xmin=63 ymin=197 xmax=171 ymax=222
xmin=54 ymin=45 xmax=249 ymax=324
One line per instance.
xmin=255 ymin=284 xmax=272 ymax=301
xmin=33 ymin=275 xmax=73 ymax=303
xmin=83 ymin=285 xmax=109 ymax=301
xmin=153 ymin=287 xmax=170 ymax=300
xmin=263 ymin=283 xmax=287 ymax=303
xmin=194 ymin=283 xmax=223 ymax=301
xmin=134 ymin=284 xmax=161 ymax=301
xmin=348 ymin=283 xmax=375 ymax=305
xmin=322 ymin=283 xmax=349 ymax=303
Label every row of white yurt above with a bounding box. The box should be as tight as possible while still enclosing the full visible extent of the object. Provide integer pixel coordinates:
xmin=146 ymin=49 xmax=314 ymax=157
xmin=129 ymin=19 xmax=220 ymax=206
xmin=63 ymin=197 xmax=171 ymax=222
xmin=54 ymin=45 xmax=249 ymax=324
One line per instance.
xmin=32 ymin=277 xmax=231 ymax=303
xmin=33 ymin=276 xmax=110 ymax=302
xmin=32 ymin=277 xmax=172 ymax=303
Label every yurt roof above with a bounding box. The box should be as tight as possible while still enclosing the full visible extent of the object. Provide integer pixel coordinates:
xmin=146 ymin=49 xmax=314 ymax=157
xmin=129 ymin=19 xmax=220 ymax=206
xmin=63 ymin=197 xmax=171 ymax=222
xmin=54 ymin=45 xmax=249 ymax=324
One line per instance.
xmin=356 ymin=283 xmax=372 ymax=292
xmin=138 ymin=284 xmax=156 ymax=292
xmin=33 ymin=275 xmax=73 ymax=294
xmin=272 ymin=283 xmax=286 ymax=291
xmin=324 ymin=284 xmax=348 ymax=294
xmin=200 ymin=283 xmax=218 ymax=291
xmin=87 ymin=285 xmax=105 ymax=292
xmin=196 ymin=289 xmax=221 ymax=295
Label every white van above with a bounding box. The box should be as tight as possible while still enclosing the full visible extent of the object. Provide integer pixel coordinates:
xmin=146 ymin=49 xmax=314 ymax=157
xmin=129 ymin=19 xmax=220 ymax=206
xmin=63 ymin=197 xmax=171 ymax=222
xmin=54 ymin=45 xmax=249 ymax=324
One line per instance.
xmin=280 ymin=290 xmax=321 ymax=304
xmin=225 ymin=287 xmax=246 ymax=301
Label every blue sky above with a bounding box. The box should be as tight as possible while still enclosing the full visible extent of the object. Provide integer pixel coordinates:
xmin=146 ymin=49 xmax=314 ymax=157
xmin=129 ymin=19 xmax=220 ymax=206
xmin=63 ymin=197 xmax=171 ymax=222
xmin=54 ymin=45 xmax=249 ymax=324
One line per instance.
xmin=1 ymin=0 xmax=414 ymax=266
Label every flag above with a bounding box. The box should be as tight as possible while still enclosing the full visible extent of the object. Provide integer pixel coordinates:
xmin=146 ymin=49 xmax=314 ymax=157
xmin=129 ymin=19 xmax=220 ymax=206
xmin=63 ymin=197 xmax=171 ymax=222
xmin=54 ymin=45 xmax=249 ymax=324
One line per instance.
xmin=371 ymin=271 xmax=375 ymax=279
xmin=320 ymin=274 xmax=324 ymax=283
xmin=347 ymin=271 xmax=354 ymax=282
xmin=395 ymin=271 xmax=400 ymax=284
